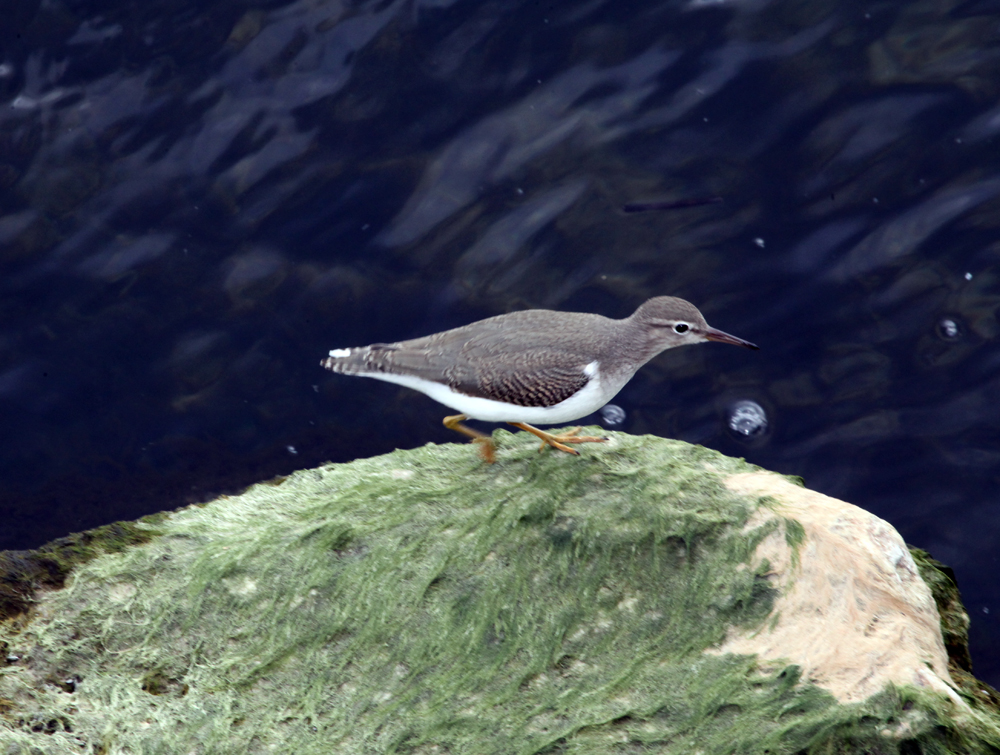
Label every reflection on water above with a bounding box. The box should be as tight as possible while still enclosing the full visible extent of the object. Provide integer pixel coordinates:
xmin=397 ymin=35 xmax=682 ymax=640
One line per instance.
xmin=1 ymin=0 xmax=999 ymax=685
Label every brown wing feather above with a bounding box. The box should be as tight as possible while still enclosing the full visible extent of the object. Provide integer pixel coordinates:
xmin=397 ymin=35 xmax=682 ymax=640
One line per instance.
xmin=445 ymin=351 xmax=590 ymax=407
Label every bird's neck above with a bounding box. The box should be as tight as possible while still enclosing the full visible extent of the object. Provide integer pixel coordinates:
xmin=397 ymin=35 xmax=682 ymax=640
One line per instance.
xmin=601 ymin=317 xmax=665 ymax=380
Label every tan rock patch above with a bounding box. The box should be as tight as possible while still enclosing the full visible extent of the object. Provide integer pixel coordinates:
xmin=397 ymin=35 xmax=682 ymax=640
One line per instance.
xmin=713 ymin=470 xmax=961 ymax=705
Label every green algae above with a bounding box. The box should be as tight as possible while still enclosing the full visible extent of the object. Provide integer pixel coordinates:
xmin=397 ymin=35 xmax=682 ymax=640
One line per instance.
xmin=0 ymin=521 xmax=158 ymax=622
xmin=0 ymin=430 xmax=997 ymax=754
xmin=910 ymin=547 xmax=1000 ymax=716
xmin=910 ymin=548 xmax=973 ymax=676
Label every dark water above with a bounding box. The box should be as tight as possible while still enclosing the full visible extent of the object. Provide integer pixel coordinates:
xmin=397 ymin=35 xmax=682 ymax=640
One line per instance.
xmin=2 ymin=0 xmax=999 ymax=685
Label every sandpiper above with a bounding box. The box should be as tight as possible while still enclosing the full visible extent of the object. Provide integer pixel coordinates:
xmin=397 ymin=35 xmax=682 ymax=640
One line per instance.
xmin=321 ymin=296 xmax=758 ymax=462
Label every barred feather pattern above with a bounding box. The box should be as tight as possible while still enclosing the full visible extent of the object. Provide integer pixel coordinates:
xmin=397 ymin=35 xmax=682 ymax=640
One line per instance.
xmin=457 ymin=365 xmax=588 ymax=407
xmin=321 ymin=344 xmax=398 ymax=375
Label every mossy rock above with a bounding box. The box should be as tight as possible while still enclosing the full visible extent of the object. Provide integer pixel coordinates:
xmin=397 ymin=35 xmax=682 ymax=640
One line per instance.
xmin=0 ymin=430 xmax=998 ymax=754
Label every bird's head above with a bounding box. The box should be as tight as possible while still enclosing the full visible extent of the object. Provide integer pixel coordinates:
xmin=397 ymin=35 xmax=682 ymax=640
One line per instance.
xmin=631 ymin=296 xmax=759 ymax=354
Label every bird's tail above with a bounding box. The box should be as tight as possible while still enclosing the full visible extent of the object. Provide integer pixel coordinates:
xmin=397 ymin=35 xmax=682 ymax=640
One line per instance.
xmin=320 ymin=344 xmax=399 ymax=375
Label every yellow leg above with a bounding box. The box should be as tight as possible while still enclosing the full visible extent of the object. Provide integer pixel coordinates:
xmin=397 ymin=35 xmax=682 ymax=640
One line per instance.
xmin=443 ymin=414 xmax=496 ymax=464
xmin=507 ymin=422 xmax=607 ymax=456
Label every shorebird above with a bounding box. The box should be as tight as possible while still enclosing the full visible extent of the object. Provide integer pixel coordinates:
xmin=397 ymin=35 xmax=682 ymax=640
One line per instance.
xmin=321 ymin=296 xmax=757 ymax=462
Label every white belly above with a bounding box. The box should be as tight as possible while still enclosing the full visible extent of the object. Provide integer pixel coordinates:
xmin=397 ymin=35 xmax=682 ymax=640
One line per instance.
xmin=358 ymin=362 xmax=622 ymax=424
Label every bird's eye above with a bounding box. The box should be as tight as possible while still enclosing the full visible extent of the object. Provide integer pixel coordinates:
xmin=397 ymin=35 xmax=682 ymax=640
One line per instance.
xmin=673 ymin=322 xmax=690 ymax=334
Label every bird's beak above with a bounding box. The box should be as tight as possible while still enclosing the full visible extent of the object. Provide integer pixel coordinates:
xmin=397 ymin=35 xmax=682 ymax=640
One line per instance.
xmin=704 ymin=327 xmax=759 ymax=350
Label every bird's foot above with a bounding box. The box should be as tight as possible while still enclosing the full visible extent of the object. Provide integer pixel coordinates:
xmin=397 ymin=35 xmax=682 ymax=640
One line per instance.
xmin=473 ymin=437 xmax=497 ymax=464
xmin=444 ymin=414 xmax=497 ymax=464
xmin=508 ymin=423 xmax=608 ymax=456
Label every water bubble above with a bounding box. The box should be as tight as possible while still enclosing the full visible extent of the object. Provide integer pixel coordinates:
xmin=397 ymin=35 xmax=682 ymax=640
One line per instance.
xmin=726 ymin=400 xmax=768 ymax=438
xmin=936 ymin=318 xmax=961 ymax=340
xmin=600 ymin=404 xmax=626 ymax=428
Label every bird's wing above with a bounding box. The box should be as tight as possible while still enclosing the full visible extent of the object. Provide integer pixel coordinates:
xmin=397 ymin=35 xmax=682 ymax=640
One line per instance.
xmin=322 ymin=311 xmax=600 ymax=408
xmin=442 ymin=346 xmax=592 ymax=407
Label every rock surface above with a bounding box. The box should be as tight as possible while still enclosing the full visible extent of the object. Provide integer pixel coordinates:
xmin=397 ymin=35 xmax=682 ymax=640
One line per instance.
xmin=1 ymin=430 xmax=998 ymax=754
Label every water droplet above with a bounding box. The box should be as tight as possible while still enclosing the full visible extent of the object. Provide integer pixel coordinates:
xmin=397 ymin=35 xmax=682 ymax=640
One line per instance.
xmin=965 ymin=272 xmax=973 ymax=280
xmin=287 ymin=445 xmax=298 ymax=455
xmin=753 ymin=237 xmax=765 ymax=248
xmin=936 ymin=318 xmax=961 ymax=340
xmin=600 ymin=404 xmax=626 ymax=428
xmin=726 ymin=400 xmax=768 ymax=438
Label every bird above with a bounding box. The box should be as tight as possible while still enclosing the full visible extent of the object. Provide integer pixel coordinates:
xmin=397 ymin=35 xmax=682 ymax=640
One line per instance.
xmin=321 ymin=296 xmax=758 ymax=462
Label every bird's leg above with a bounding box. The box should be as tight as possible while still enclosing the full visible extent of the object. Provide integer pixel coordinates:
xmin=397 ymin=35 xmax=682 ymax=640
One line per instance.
xmin=507 ymin=422 xmax=608 ymax=456
xmin=443 ymin=414 xmax=496 ymax=464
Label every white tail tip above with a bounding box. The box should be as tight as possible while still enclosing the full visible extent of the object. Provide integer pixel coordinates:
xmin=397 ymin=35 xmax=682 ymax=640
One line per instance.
xmin=328 ymin=348 xmax=351 ymax=358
